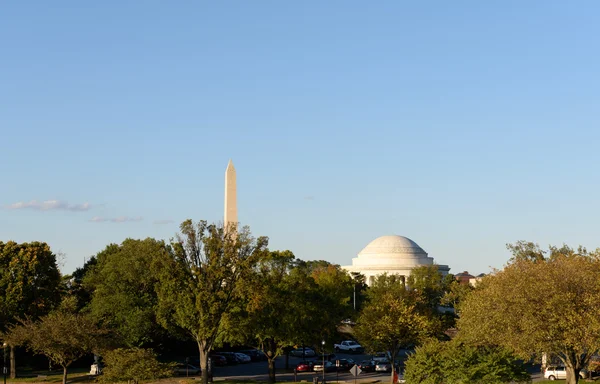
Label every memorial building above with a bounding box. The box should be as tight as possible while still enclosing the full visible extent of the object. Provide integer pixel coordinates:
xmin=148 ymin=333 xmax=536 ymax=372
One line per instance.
xmin=343 ymin=235 xmax=450 ymax=286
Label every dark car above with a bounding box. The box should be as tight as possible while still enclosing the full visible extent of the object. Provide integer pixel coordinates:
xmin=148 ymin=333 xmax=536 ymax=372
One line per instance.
xmin=210 ymin=354 xmax=227 ymax=366
xmin=335 ymin=358 xmax=355 ymax=371
xmin=239 ymin=349 xmax=267 ymax=361
xmin=217 ymin=352 xmax=239 ymax=365
xmin=173 ymin=363 xmax=201 ymax=376
xmin=359 ymin=360 xmax=376 ymax=373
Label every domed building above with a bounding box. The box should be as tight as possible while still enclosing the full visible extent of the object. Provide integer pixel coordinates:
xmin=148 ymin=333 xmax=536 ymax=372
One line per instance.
xmin=343 ymin=235 xmax=450 ymax=285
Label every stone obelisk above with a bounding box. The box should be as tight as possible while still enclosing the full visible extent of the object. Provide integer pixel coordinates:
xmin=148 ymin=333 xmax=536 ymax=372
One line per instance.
xmin=224 ymin=159 xmax=238 ymax=234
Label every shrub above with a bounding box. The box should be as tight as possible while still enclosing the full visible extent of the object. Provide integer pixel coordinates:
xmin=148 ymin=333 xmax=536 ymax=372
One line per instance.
xmin=100 ymin=348 xmax=174 ymax=384
xmin=404 ymin=339 xmax=530 ymax=384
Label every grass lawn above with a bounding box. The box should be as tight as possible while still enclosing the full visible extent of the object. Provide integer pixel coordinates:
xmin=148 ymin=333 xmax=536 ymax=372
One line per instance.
xmin=5 ymin=367 xmax=93 ymax=383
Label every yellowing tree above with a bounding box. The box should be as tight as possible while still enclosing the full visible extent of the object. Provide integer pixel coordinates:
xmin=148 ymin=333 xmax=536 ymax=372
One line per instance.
xmin=458 ymin=243 xmax=600 ymax=384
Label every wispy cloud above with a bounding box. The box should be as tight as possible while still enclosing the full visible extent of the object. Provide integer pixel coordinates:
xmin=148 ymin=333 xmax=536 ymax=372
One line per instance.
xmin=153 ymin=219 xmax=175 ymax=225
xmin=7 ymin=200 xmax=92 ymax=211
xmin=89 ymin=216 xmax=143 ymax=223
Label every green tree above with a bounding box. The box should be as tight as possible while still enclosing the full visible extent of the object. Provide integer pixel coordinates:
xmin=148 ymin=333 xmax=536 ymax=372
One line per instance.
xmin=84 ymin=238 xmax=173 ymax=347
xmin=404 ymin=339 xmax=529 ymax=384
xmin=4 ymin=298 xmax=109 ymax=384
xmin=0 ymin=241 xmax=62 ymax=378
xmin=63 ymin=255 xmax=97 ymax=311
xmin=407 ymin=265 xmax=457 ymax=333
xmin=242 ymin=250 xmax=300 ymax=383
xmin=100 ymin=348 xmax=174 ymax=384
xmin=308 ymin=262 xmax=354 ymax=345
xmin=457 ymin=243 xmax=600 ymax=384
xmin=155 ymin=220 xmax=269 ymax=384
xmin=355 ymin=274 xmax=436 ymax=384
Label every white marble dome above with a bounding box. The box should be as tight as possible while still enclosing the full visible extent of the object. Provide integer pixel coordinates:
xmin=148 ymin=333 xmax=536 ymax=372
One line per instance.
xmin=343 ymin=235 xmax=449 ymax=285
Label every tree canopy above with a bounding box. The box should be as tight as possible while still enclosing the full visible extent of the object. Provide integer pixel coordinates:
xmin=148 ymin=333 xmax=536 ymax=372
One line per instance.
xmin=457 ymin=243 xmax=600 ymax=384
xmin=355 ymin=274 xmax=436 ymax=384
xmin=155 ymin=219 xmax=269 ymax=384
xmin=84 ymin=238 xmax=173 ymax=347
xmin=0 ymin=241 xmax=62 ymax=378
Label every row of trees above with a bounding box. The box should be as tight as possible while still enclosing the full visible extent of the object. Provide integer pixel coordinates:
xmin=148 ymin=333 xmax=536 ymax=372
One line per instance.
xmin=5 ymin=222 xmax=596 ymax=384
xmin=0 ymin=220 xmax=371 ymax=384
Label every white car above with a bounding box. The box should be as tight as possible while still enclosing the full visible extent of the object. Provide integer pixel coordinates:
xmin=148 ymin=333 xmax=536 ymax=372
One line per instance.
xmin=375 ymin=359 xmax=392 ymax=373
xmin=290 ymin=347 xmax=316 ymax=357
xmin=544 ymin=366 xmax=587 ymax=380
xmin=234 ymin=352 xmax=251 ymax=363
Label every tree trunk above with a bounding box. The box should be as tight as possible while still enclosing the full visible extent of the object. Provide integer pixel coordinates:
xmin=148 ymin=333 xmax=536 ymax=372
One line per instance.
xmin=268 ymin=357 xmax=276 ymax=383
xmin=198 ymin=340 xmax=210 ymax=384
xmin=390 ymin=350 xmax=397 ymax=384
xmin=62 ymin=365 xmax=68 ymax=384
xmin=9 ymin=346 xmax=15 ymax=379
xmin=566 ymin=366 xmax=579 ymax=384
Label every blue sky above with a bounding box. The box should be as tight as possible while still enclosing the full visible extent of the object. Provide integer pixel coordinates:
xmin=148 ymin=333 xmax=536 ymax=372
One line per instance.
xmin=1 ymin=1 xmax=599 ymax=275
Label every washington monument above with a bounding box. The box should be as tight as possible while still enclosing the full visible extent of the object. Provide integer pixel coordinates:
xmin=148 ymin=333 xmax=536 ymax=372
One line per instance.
xmin=224 ymin=159 xmax=237 ymax=233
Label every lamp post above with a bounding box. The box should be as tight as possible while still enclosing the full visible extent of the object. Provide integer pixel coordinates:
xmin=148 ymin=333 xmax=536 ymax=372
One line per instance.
xmin=321 ymin=340 xmax=325 ymax=384
xmin=3 ymin=342 xmax=7 ymax=384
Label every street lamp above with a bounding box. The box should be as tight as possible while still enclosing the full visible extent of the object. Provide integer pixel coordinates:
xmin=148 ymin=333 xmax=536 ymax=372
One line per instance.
xmin=3 ymin=342 xmax=7 ymax=384
xmin=321 ymin=340 xmax=325 ymax=384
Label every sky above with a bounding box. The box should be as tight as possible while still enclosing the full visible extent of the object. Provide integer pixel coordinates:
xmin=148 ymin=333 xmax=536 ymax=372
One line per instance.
xmin=1 ymin=1 xmax=599 ymax=275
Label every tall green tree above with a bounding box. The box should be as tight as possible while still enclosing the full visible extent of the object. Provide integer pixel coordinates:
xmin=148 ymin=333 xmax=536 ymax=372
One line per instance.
xmin=0 ymin=241 xmax=62 ymax=378
xmin=155 ymin=220 xmax=269 ymax=384
xmin=242 ymin=250 xmax=300 ymax=383
xmin=458 ymin=243 xmax=600 ymax=384
xmin=355 ymin=274 xmax=436 ymax=384
xmin=84 ymin=238 xmax=173 ymax=347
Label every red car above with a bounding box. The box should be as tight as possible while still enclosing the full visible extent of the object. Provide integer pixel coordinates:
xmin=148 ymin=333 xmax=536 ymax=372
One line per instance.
xmin=295 ymin=361 xmax=314 ymax=372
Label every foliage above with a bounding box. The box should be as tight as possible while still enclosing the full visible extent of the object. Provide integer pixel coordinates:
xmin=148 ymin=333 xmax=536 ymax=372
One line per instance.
xmin=155 ymin=219 xmax=269 ymax=384
xmin=406 ymin=265 xmax=454 ymax=311
xmin=407 ymin=265 xmax=458 ymax=333
xmin=100 ymin=348 xmax=174 ymax=384
xmin=4 ymin=300 xmax=110 ymax=384
xmin=355 ymin=274 xmax=436 ymax=384
xmin=306 ymin=261 xmax=354 ymax=346
xmin=242 ymin=250 xmax=300 ymax=382
xmin=457 ymin=242 xmax=600 ymax=384
xmin=84 ymin=238 xmax=174 ymax=347
xmin=0 ymin=241 xmax=62 ymax=332
xmin=0 ymin=241 xmax=62 ymax=378
xmin=404 ymin=338 xmax=530 ymax=384
xmin=63 ymin=255 xmax=97 ymax=311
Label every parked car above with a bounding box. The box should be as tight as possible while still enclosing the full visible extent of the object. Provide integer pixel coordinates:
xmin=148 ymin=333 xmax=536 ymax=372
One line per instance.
xmin=210 ymin=354 xmax=227 ymax=366
xmin=234 ymin=352 xmax=251 ymax=363
xmin=376 ymin=359 xmax=392 ymax=373
xmin=359 ymin=360 xmax=376 ymax=373
xmin=334 ymin=340 xmax=364 ymax=354
xmin=295 ymin=361 xmax=314 ymax=372
xmin=544 ymin=366 xmax=587 ymax=380
xmin=218 ymin=352 xmax=239 ymax=364
xmin=313 ymin=361 xmax=336 ymax=372
xmin=334 ymin=358 xmax=355 ymax=371
xmin=239 ymin=349 xmax=267 ymax=361
xmin=290 ymin=347 xmax=316 ymax=358
xmin=173 ymin=363 xmax=201 ymax=376
xmin=372 ymin=352 xmax=389 ymax=362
